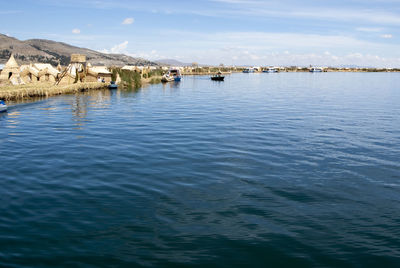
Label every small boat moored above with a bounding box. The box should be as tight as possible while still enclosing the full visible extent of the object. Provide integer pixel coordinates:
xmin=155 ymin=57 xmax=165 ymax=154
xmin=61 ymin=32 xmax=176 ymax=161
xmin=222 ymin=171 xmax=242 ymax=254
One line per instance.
xmin=211 ymin=72 xmax=225 ymax=81
xmin=0 ymin=100 xmax=7 ymax=113
xmin=162 ymin=68 xmax=182 ymax=82
xmin=263 ymin=67 xmax=278 ymax=73
xmin=108 ymin=81 xmax=118 ymax=89
xmin=243 ymin=67 xmax=255 ymax=73
xmin=310 ymin=67 xmax=324 ymax=73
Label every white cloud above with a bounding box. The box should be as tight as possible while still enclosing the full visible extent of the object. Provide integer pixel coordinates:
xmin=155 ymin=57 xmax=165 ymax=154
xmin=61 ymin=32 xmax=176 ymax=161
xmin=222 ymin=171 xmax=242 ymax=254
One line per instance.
xmin=111 ymin=41 xmax=128 ymax=53
xmin=356 ymin=27 xmax=383 ymax=32
xmin=381 ymin=34 xmax=393 ymax=38
xmin=72 ymin=29 xmax=81 ymax=34
xmin=149 ymin=30 xmax=400 ymax=67
xmin=122 ymin=18 xmax=134 ymax=25
xmin=100 ymin=41 xmax=129 ymax=54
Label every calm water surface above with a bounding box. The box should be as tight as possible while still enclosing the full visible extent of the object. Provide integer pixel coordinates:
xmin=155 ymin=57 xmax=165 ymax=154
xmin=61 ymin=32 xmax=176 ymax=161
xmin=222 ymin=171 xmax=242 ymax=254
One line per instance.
xmin=1 ymin=73 xmax=400 ymax=267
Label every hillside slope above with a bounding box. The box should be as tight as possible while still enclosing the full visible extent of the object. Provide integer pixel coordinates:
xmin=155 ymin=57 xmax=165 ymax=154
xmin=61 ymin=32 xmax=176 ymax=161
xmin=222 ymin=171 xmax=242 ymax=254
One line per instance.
xmin=0 ymin=34 xmax=157 ymax=66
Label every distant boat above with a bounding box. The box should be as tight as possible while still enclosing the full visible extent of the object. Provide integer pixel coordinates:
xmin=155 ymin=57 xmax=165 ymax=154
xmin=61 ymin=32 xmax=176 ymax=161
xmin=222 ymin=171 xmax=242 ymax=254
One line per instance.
xmin=211 ymin=72 xmax=225 ymax=81
xmin=243 ymin=68 xmax=255 ymax=73
xmin=0 ymin=100 xmax=7 ymax=113
xmin=108 ymin=81 xmax=118 ymax=89
xmin=162 ymin=68 xmax=182 ymax=82
xmin=310 ymin=67 xmax=324 ymax=73
xmin=263 ymin=67 xmax=278 ymax=73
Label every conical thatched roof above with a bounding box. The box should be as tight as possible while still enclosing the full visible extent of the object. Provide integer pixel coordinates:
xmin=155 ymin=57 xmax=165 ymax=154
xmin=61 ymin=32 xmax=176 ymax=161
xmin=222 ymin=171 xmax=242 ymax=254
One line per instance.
xmin=5 ymin=54 xmax=19 ymax=69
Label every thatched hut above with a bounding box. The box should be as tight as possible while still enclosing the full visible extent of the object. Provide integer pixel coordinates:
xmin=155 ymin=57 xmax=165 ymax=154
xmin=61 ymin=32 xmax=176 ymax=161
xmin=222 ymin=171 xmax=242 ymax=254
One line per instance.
xmin=86 ymin=66 xmax=112 ymax=83
xmin=57 ymin=64 xmax=78 ymax=85
xmin=34 ymin=63 xmax=60 ymax=82
xmin=20 ymin=64 xmax=40 ymax=84
xmin=0 ymin=54 xmax=22 ymax=85
xmin=19 ymin=63 xmax=60 ymax=84
xmin=121 ymin=65 xmax=150 ymax=78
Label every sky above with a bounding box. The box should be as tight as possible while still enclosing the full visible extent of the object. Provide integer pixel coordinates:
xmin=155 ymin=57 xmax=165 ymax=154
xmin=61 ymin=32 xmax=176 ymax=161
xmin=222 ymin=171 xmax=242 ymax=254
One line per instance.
xmin=1 ymin=0 xmax=400 ymax=67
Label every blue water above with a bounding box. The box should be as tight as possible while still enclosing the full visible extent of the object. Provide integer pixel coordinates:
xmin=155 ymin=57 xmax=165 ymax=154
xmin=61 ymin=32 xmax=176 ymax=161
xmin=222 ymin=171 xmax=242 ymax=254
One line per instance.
xmin=1 ymin=73 xmax=400 ymax=267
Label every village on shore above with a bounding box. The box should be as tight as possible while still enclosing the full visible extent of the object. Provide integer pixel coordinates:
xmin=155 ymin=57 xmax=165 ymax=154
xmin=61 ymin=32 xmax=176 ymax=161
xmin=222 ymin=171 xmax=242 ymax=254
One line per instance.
xmin=0 ymin=53 xmax=399 ymax=101
xmin=1 ymin=53 xmax=399 ymax=86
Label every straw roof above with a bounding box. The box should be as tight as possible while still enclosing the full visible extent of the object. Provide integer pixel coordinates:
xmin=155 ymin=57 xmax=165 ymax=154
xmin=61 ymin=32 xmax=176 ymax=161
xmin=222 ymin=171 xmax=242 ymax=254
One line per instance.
xmin=33 ymin=63 xmax=60 ymax=77
xmin=88 ymin=66 xmax=111 ymax=74
xmin=5 ymin=54 xmax=19 ymax=69
xmin=121 ymin=65 xmax=137 ymax=71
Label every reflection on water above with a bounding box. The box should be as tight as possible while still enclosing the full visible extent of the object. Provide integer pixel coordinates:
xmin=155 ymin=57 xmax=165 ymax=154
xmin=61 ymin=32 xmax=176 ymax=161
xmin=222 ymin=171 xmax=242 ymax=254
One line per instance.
xmin=1 ymin=73 xmax=400 ymax=267
xmin=4 ymin=111 xmax=20 ymax=128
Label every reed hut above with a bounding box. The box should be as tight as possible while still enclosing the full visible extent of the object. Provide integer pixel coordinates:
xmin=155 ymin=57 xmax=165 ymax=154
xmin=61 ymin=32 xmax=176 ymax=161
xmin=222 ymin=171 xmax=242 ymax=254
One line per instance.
xmin=34 ymin=63 xmax=60 ymax=82
xmin=0 ymin=54 xmax=22 ymax=85
xmin=57 ymin=65 xmax=78 ymax=85
xmin=20 ymin=64 xmax=40 ymax=84
xmin=122 ymin=65 xmax=140 ymax=72
xmin=19 ymin=63 xmax=60 ymax=84
xmin=121 ymin=65 xmax=150 ymax=78
xmin=56 ymin=54 xmax=87 ymax=85
xmin=86 ymin=66 xmax=112 ymax=83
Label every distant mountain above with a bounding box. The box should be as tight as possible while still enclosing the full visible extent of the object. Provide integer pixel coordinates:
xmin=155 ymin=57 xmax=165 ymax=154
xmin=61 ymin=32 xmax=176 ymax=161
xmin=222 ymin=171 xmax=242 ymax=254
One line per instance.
xmin=156 ymin=59 xmax=195 ymax=67
xmin=0 ymin=34 xmax=157 ymax=66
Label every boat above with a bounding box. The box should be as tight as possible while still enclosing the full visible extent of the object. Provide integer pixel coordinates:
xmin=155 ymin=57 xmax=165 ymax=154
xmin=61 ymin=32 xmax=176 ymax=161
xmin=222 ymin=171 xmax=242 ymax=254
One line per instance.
xmin=0 ymin=100 xmax=7 ymax=113
xmin=243 ymin=67 xmax=255 ymax=73
xmin=108 ymin=81 xmax=118 ymax=89
xmin=162 ymin=68 xmax=182 ymax=82
xmin=211 ymin=72 xmax=225 ymax=81
xmin=310 ymin=67 xmax=324 ymax=73
xmin=263 ymin=67 xmax=278 ymax=73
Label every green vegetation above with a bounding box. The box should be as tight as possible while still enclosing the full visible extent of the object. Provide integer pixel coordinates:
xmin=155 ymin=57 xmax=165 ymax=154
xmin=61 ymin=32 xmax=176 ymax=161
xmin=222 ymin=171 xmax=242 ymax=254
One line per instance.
xmin=74 ymin=71 xmax=79 ymax=84
xmin=111 ymin=69 xmax=118 ymax=82
xmin=149 ymin=77 xmax=162 ymax=84
xmin=111 ymin=68 xmax=142 ymax=89
xmin=109 ymin=67 xmax=165 ymax=89
xmin=0 ymin=48 xmax=68 ymax=66
xmin=148 ymin=69 xmax=165 ymax=78
xmin=0 ymin=49 xmax=12 ymax=60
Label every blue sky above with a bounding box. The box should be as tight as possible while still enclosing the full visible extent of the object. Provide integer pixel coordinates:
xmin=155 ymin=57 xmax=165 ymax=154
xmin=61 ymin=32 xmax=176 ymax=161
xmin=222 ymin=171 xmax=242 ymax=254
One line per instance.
xmin=1 ymin=0 xmax=400 ymax=67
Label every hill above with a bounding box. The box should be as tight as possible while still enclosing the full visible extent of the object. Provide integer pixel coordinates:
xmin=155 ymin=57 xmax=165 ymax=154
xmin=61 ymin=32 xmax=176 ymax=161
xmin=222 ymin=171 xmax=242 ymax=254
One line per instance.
xmin=0 ymin=34 xmax=157 ymax=66
xmin=156 ymin=59 xmax=194 ymax=67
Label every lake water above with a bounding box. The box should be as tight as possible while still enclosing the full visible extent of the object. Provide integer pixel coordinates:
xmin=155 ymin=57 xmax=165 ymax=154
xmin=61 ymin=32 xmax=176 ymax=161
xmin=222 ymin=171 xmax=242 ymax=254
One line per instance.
xmin=1 ymin=73 xmax=400 ymax=267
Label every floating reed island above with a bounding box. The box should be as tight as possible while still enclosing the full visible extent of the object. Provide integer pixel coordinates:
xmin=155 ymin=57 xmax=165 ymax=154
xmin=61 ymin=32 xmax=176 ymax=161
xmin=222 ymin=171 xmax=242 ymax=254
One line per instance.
xmin=0 ymin=82 xmax=107 ymax=101
xmin=0 ymin=53 xmax=166 ymax=100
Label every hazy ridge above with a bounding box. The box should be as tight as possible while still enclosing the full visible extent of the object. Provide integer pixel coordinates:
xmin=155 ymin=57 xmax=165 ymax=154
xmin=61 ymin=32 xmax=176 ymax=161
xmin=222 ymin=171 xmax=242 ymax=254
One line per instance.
xmin=0 ymin=34 xmax=157 ymax=66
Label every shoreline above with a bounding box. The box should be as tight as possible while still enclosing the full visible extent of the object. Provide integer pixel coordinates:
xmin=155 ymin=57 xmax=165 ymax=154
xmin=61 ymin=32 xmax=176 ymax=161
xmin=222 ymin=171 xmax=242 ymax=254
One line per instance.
xmin=0 ymin=82 xmax=107 ymax=101
xmin=0 ymin=75 xmax=164 ymax=101
xmin=0 ymin=70 xmax=398 ymax=102
xmin=183 ymin=69 xmax=400 ymax=75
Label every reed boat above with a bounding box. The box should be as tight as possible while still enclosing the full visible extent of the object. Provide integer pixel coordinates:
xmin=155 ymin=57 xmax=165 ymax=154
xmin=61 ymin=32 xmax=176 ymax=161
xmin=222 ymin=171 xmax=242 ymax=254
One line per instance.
xmin=0 ymin=100 xmax=7 ymax=113
xmin=162 ymin=68 xmax=182 ymax=82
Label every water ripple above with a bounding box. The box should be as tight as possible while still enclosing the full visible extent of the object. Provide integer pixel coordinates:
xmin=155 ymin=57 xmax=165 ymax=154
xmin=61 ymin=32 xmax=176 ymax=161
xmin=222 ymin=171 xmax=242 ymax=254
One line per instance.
xmin=1 ymin=73 xmax=400 ymax=266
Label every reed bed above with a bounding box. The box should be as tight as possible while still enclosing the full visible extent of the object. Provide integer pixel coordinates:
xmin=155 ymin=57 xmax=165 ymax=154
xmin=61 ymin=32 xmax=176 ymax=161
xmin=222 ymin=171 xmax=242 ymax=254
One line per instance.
xmin=0 ymin=82 xmax=106 ymax=101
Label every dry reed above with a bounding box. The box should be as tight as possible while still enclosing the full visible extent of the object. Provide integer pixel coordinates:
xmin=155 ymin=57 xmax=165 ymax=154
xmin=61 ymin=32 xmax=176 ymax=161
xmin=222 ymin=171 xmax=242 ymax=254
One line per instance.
xmin=0 ymin=82 xmax=107 ymax=101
